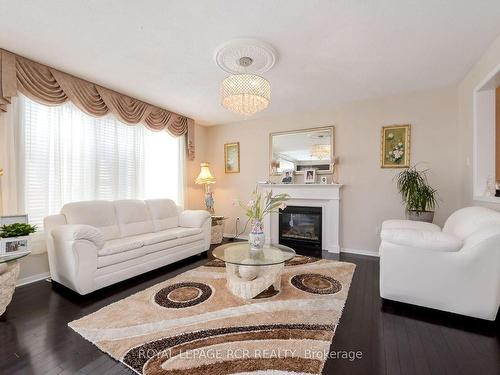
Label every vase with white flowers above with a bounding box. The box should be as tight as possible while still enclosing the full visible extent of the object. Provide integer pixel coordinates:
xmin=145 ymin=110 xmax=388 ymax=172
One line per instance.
xmin=240 ymin=190 xmax=289 ymax=250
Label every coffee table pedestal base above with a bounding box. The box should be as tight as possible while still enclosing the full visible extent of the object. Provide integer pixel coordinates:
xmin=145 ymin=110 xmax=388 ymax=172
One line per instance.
xmin=226 ymin=263 xmax=283 ymax=300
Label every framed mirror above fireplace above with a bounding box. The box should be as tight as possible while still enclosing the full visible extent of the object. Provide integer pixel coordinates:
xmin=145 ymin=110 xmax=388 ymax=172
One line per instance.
xmin=269 ymin=126 xmax=335 ymax=176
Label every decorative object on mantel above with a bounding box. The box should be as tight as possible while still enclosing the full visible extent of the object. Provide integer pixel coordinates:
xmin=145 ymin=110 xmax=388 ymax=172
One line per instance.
xmin=304 ymin=168 xmax=316 ymax=184
xmin=381 ymin=124 xmax=411 ymax=168
xmin=239 ymin=189 xmax=289 ymax=250
xmin=0 ymin=49 xmax=195 ymax=159
xmin=224 ymin=142 xmax=240 ymax=173
xmin=281 ymin=169 xmax=294 ymax=184
xmin=215 ymin=39 xmax=276 ymax=116
xmin=195 ymin=163 xmax=216 ymax=214
xmin=320 ymin=176 xmax=328 ymax=184
xmin=395 ymin=166 xmax=438 ymax=223
xmin=331 ymin=156 xmax=340 ymax=183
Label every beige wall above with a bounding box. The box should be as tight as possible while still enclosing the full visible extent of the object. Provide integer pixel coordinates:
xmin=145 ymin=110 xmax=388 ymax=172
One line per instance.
xmin=496 ymin=87 xmax=500 ymax=181
xmin=186 ymin=124 xmax=210 ymax=210
xmin=194 ymin=86 xmax=461 ymax=253
xmin=458 ymin=33 xmax=500 ymax=207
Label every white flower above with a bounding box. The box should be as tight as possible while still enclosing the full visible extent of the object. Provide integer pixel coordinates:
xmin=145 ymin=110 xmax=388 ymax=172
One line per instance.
xmin=388 ymin=133 xmax=394 ymax=139
xmin=398 ymin=142 xmax=403 ymax=147
xmin=247 ymin=200 xmax=255 ymax=208
xmin=279 ymin=203 xmax=287 ymax=210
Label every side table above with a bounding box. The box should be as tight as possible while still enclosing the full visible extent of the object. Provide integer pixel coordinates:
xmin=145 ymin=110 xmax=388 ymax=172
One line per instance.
xmin=211 ymin=216 xmax=227 ymax=245
xmin=0 ymin=251 xmax=31 ymax=315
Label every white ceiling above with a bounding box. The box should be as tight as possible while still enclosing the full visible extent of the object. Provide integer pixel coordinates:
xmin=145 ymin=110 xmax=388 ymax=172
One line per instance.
xmin=1 ymin=0 xmax=500 ymax=125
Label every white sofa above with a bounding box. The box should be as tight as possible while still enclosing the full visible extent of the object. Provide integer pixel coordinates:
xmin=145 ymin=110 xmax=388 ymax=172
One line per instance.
xmin=379 ymin=206 xmax=500 ymax=321
xmin=44 ymin=199 xmax=211 ymax=295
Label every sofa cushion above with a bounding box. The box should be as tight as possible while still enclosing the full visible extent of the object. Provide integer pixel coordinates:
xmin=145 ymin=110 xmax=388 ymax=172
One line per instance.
xmin=61 ymin=201 xmax=120 ymax=241
xmin=170 ymin=227 xmax=203 ymax=238
xmin=114 ymin=200 xmax=154 ymax=237
xmin=98 ymin=236 xmax=145 ymax=256
xmin=381 ymin=228 xmax=462 ymax=252
xmin=382 ymin=219 xmax=441 ymax=232
xmin=142 ymin=230 xmax=179 ymax=246
xmin=145 ymin=199 xmax=179 ymax=232
xmin=97 ymin=232 xmax=206 ymax=268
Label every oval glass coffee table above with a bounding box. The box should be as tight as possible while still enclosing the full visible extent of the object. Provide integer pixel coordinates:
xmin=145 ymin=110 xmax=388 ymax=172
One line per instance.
xmin=212 ymin=243 xmax=296 ymax=299
xmin=0 ymin=251 xmax=31 ymax=315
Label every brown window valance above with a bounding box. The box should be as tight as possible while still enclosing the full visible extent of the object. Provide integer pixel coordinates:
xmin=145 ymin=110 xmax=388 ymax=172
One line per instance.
xmin=0 ymin=49 xmax=195 ymax=159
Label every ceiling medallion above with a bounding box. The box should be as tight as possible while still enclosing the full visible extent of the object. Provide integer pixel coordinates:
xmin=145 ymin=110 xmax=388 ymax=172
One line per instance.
xmin=215 ymin=39 xmax=277 ymax=116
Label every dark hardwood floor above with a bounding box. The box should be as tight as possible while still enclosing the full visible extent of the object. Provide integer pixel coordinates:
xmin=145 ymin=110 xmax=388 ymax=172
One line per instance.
xmin=1 ymin=245 xmax=498 ymax=375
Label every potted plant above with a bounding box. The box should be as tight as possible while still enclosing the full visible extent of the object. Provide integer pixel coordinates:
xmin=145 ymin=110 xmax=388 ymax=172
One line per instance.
xmin=0 ymin=223 xmax=37 ymax=254
xmin=395 ymin=166 xmax=438 ymax=222
xmin=239 ymin=190 xmax=289 ymax=250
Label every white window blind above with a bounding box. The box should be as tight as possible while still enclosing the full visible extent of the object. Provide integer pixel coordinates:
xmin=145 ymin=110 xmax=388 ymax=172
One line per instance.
xmin=19 ymin=95 xmax=183 ymax=227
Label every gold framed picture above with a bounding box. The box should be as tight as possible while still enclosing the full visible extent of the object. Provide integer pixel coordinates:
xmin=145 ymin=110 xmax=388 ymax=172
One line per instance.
xmin=381 ymin=125 xmax=411 ymax=168
xmin=224 ymin=142 xmax=240 ymax=173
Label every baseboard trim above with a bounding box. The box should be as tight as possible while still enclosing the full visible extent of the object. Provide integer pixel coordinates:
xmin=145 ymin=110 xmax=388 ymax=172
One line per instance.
xmin=223 ymin=235 xmax=379 ymax=258
xmin=341 ymin=248 xmax=379 ymax=257
xmin=224 ymin=233 xmax=248 ymax=240
xmin=16 ymin=272 xmax=50 ymax=287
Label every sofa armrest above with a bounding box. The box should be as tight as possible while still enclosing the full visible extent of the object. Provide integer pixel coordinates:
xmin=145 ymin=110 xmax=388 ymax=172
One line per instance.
xmin=382 ymin=219 xmax=441 ymax=232
xmin=179 ymin=210 xmax=211 ymax=228
xmin=51 ymin=224 xmax=105 ymax=250
xmin=381 ymin=228 xmax=462 ymax=252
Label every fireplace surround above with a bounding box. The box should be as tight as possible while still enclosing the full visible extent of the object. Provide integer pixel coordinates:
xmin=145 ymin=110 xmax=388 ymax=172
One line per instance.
xmin=259 ymin=183 xmax=342 ymax=253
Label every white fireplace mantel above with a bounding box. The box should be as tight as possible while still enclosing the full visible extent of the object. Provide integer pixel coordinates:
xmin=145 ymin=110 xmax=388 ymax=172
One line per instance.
xmin=258 ymin=183 xmax=342 ymax=253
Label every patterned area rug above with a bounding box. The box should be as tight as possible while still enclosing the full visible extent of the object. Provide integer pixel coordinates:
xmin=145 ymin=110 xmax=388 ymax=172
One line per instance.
xmin=69 ymin=255 xmax=355 ymax=374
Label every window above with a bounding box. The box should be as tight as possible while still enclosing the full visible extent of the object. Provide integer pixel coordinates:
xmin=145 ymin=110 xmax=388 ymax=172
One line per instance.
xmin=19 ymin=95 xmax=184 ymax=226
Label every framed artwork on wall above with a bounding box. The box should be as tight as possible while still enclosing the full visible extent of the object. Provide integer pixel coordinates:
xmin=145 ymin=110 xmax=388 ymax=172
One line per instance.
xmin=224 ymin=142 xmax=240 ymax=173
xmin=381 ymin=124 xmax=411 ymax=168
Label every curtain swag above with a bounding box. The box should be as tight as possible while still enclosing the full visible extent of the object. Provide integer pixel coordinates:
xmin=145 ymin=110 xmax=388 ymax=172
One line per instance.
xmin=0 ymin=49 xmax=195 ymax=159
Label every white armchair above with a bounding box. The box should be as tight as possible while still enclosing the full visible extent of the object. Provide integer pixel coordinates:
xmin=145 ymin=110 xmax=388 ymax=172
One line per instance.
xmin=379 ymin=206 xmax=500 ymax=321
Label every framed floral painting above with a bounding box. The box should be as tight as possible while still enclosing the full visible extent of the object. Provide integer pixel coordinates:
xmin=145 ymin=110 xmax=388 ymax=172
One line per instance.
xmin=381 ymin=125 xmax=411 ymax=168
xmin=224 ymin=142 xmax=240 ymax=173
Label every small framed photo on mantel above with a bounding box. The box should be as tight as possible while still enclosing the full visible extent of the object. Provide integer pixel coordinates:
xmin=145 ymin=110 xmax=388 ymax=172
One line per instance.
xmin=281 ymin=169 xmax=294 ymax=184
xmin=304 ymin=169 xmax=316 ymax=184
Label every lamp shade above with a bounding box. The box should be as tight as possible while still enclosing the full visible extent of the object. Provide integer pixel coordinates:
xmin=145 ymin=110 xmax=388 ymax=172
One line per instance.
xmin=195 ymin=163 xmax=216 ymax=184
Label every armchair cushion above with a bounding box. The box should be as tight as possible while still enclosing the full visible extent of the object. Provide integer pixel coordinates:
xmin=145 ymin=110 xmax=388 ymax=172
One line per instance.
xmin=51 ymin=224 xmax=105 ymax=250
xmin=382 ymin=219 xmax=441 ymax=232
xmin=179 ymin=210 xmax=211 ymax=228
xmin=381 ymin=228 xmax=462 ymax=252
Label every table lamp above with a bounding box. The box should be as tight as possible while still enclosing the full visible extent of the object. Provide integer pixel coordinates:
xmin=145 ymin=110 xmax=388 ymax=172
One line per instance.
xmin=195 ymin=163 xmax=216 ymax=214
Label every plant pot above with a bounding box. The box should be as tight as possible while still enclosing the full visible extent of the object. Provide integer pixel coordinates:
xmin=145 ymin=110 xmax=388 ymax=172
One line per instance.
xmin=406 ymin=210 xmax=434 ymax=223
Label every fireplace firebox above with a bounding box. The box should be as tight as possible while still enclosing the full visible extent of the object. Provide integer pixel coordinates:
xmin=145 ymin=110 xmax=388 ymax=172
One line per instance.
xmin=279 ymin=206 xmax=322 ymax=250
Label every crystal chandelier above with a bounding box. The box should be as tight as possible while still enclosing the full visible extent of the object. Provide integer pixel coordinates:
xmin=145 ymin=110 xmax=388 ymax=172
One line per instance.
xmin=220 ymin=57 xmax=271 ymax=116
xmin=310 ymin=144 xmax=331 ymax=160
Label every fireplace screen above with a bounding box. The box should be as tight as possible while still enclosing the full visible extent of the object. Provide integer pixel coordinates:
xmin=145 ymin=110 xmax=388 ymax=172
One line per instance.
xmin=279 ymin=206 xmax=322 ymax=250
